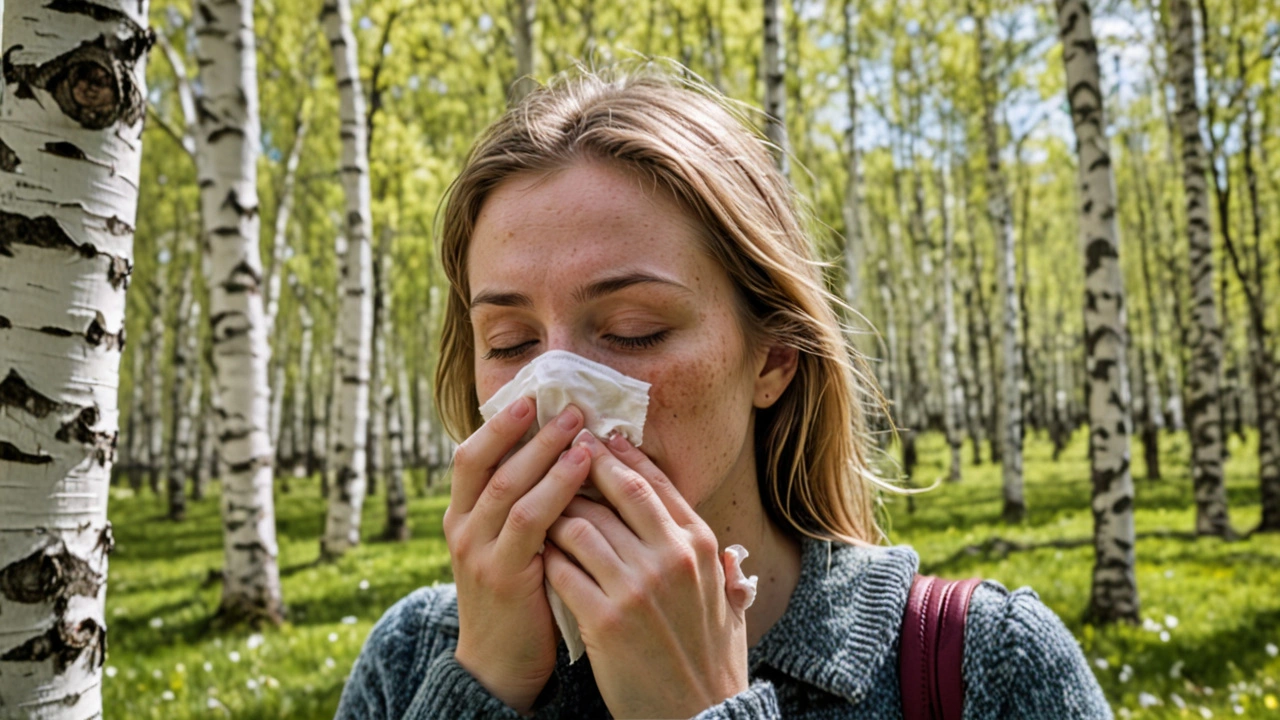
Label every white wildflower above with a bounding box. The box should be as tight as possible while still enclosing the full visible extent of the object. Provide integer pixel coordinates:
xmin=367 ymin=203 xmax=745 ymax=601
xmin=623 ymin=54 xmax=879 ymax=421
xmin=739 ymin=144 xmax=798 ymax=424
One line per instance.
xmin=1138 ymin=692 xmax=1160 ymax=708
xmin=1171 ymin=693 xmax=1186 ymax=709
xmin=1165 ymin=615 xmax=1179 ymax=629
xmin=1267 ymin=643 xmax=1278 ymax=658
xmin=105 ymin=666 xmax=117 ymax=678
xmin=1198 ymin=706 xmax=1212 ymax=718
xmin=1094 ymin=657 xmax=1110 ymax=670
xmin=228 ymin=651 xmax=241 ymax=663
xmin=1234 ymin=704 xmax=1245 ymax=714
xmin=328 ymin=632 xmax=339 ymax=643
xmin=1119 ymin=665 xmax=1133 ymax=683
xmin=359 ymin=579 xmax=370 ymax=591
xmin=246 ymin=678 xmax=258 ymax=690
xmin=325 ymin=657 xmax=336 ymax=669
xmin=149 ymin=617 xmax=164 ymax=629
xmin=1171 ymin=661 xmax=1185 ymax=679
xmin=161 ymin=690 xmax=175 ymax=701
xmin=203 ymin=662 xmax=213 ymax=672
xmin=246 ymin=633 xmax=264 ymax=650
xmin=1164 ymin=569 xmax=1174 ymax=579
xmin=152 ymin=669 xmax=163 ymax=679
xmin=175 ymin=663 xmax=185 ymax=673
xmin=1160 ymin=630 xmax=1171 ymax=643
xmin=341 ymin=615 xmax=357 ymax=625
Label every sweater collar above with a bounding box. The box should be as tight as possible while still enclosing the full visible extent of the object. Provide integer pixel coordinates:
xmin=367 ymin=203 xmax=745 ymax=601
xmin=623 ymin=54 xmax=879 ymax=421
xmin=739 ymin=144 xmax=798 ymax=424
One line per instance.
xmin=747 ymin=538 xmax=919 ymax=704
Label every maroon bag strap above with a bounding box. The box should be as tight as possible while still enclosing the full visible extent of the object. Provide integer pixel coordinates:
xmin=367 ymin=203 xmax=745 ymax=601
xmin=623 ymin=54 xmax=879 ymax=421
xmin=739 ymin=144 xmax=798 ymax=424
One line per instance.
xmin=899 ymin=574 xmax=982 ymax=720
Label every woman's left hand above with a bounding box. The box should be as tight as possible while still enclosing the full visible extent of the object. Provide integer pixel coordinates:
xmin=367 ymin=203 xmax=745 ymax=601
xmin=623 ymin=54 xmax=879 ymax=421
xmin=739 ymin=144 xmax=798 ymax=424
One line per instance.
xmin=543 ymin=431 xmax=753 ymax=719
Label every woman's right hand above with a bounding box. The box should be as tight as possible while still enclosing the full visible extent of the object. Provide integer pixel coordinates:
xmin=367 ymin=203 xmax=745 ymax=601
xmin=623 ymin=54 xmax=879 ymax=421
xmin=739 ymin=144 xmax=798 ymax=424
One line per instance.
xmin=445 ymin=397 xmax=590 ymax=714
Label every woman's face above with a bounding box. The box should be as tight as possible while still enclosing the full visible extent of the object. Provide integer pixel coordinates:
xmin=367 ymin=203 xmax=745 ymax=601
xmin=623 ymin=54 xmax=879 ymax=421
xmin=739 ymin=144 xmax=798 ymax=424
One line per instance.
xmin=467 ymin=160 xmax=770 ymax=513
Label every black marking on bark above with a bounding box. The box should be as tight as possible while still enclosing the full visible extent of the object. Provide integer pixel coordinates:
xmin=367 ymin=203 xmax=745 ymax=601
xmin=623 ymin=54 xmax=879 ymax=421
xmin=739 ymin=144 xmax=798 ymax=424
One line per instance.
xmin=40 ymin=325 xmax=76 ymax=337
xmin=207 ymin=126 xmax=247 ymax=144
xmin=107 ymin=254 xmax=132 ymax=289
xmin=221 ymin=189 xmax=259 ymax=219
xmin=0 ymin=316 xmax=10 ymax=328
xmin=225 ymin=259 xmax=263 ymax=294
xmin=2 ymin=26 xmax=154 ymax=130
xmin=105 ymin=215 xmax=134 ymax=235
xmin=42 ymin=141 xmax=88 ymax=161
xmin=0 ymin=617 xmax=106 ymax=674
xmin=0 ymin=539 xmax=103 ymax=613
xmin=0 ymin=137 xmax=20 ymax=172
xmin=0 ymin=368 xmax=73 ymax=417
xmin=55 ymin=406 xmax=116 ymax=466
xmin=0 ymin=440 xmax=54 ymax=464
xmin=0 ymin=210 xmax=78 ymax=257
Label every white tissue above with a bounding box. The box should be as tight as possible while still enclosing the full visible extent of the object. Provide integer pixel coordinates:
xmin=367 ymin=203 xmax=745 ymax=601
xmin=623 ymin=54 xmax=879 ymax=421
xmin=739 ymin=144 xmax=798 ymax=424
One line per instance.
xmin=479 ymin=350 xmax=651 ymax=447
xmin=723 ymin=544 xmax=759 ymax=612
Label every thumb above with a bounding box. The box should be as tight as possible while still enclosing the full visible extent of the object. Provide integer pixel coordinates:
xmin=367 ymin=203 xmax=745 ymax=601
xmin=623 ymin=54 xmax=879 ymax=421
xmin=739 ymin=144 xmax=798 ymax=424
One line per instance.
xmin=722 ymin=544 xmax=759 ymax=617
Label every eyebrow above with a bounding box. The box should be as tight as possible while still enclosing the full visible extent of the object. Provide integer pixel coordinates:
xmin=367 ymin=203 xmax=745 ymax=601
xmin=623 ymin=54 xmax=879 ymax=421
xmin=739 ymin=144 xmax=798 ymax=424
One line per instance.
xmin=469 ymin=271 xmax=691 ymax=312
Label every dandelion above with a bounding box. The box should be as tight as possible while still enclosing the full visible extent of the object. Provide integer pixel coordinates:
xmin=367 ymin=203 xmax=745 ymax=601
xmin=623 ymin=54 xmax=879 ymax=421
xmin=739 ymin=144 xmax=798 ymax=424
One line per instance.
xmin=1266 ymin=695 xmax=1278 ymax=711
xmin=105 ymin=666 xmax=117 ymax=678
xmin=1267 ymin=643 xmax=1278 ymax=658
xmin=152 ymin=669 xmax=163 ymax=680
xmin=1164 ymin=615 xmax=1179 ymax=629
xmin=1159 ymin=630 xmax=1170 ymax=643
xmin=1138 ymin=692 xmax=1160 ymax=708
xmin=161 ymin=690 xmax=175 ymax=701
xmin=341 ymin=615 xmax=357 ymax=625
xmin=246 ymin=678 xmax=259 ymax=690
xmin=228 ymin=651 xmax=241 ymax=663
xmin=203 ymin=662 xmax=213 ymax=672
xmin=149 ymin=617 xmax=164 ymax=629
xmin=175 ymin=663 xmax=185 ymax=673
xmin=359 ymin=579 xmax=370 ymax=591
xmin=328 ymin=632 xmax=339 ymax=643
xmin=1094 ymin=658 xmax=1109 ymax=670
xmin=1233 ymin=705 xmax=1244 ymax=715
xmin=246 ymin=633 xmax=264 ymax=651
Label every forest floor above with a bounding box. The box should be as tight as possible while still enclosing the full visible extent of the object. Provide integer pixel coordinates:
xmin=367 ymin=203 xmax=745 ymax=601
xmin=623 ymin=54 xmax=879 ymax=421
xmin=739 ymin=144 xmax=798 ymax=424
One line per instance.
xmin=102 ymin=429 xmax=1280 ymax=718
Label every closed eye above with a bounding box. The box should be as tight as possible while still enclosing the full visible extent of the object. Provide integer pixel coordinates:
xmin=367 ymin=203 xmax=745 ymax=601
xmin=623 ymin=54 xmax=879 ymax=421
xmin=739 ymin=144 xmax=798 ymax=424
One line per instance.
xmin=605 ymin=330 xmax=669 ymax=351
xmin=482 ymin=340 xmax=537 ymax=361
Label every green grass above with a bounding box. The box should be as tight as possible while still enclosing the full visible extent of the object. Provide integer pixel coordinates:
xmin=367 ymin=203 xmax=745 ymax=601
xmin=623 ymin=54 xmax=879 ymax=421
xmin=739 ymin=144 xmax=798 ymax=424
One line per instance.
xmin=103 ymin=431 xmax=1280 ymax=718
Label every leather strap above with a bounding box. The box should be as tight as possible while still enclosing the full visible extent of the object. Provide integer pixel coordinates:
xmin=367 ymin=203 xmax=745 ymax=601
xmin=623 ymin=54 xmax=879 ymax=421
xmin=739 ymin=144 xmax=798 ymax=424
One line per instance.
xmin=900 ymin=574 xmax=982 ymax=720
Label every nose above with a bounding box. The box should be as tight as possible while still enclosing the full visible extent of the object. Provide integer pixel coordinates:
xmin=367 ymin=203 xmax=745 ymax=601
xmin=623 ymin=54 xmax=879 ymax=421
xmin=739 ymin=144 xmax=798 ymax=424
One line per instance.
xmin=541 ymin=328 xmax=607 ymax=367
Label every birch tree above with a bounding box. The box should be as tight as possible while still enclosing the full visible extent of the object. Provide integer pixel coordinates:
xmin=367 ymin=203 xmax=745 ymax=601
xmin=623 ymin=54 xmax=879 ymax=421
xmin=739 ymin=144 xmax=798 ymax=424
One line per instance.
xmin=321 ymin=0 xmax=375 ymax=559
xmin=192 ymin=0 xmax=284 ymax=621
xmin=1165 ymin=0 xmax=1230 ymax=537
xmin=841 ymin=0 xmax=865 ymax=308
xmin=167 ymin=237 xmax=200 ymax=521
xmin=1056 ymin=0 xmax=1139 ymax=623
xmin=0 ymin=0 xmax=151 ymax=713
xmin=510 ymin=0 xmax=538 ymax=102
xmin=763 ymin=0 xmax=789 ymax=177
xmin=974 ymin=8 xmax=1025 ymax=522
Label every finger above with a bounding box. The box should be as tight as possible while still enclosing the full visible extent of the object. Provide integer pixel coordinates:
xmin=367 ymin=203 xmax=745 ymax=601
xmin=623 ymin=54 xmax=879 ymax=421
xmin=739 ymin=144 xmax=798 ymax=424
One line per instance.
xmin=543 ymin=542 xmax=607 ymax=613
xmin=561 ymin=496 xmax=645 ymax=560
xmin=546 ymin=514 xmax=625 ymax=588
xmin=575 ymin=431 xmax=674 ymax=544
xmin=449 ymin=396 xmax=537 ymax=514
xmin=605 ymin=432 xmax=700 ymax=526
xmin=469 ymin=405 xmax=585 ymax=539
xmin=492 ymin=445 xmax=592 ymax=566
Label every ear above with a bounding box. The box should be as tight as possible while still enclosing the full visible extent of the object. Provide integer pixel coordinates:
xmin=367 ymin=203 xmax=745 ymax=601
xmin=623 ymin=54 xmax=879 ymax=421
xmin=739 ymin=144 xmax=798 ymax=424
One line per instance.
xmin=753 ymin=344 xmax=799 ymax=409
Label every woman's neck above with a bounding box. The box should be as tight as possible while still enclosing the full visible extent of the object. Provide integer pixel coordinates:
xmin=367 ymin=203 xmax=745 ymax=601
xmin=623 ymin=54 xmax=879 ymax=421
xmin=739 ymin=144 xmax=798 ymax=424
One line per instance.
xmin=696 ymin=454 xmax=802 ymax=649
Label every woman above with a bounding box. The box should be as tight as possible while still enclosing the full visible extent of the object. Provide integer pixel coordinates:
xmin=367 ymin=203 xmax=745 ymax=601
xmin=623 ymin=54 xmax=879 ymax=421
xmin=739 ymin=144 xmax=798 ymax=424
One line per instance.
xmin=335 ymin=67 xmax=1111 ymax=719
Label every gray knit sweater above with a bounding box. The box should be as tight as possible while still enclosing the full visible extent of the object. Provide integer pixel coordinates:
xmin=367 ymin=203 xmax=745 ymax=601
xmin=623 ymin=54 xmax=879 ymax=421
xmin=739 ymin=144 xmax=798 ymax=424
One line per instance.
xmin=334 ymin=538 xmax=1112 ymax=719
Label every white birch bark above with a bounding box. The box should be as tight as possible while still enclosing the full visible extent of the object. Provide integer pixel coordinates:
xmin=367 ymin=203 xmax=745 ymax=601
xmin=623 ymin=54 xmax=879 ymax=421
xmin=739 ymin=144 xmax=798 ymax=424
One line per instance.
xmin=167 ymin=240 xmax=199 ymax=521
xmin=264 ymin=109 xmax=306 ymax=459
xmin=127 ymin=342 xmax=147 ymax=489
xmin=762 ymin=0 xmax=789 ymax=178
xmin=510 ymin=0 xmax=537 ymax=102
xmin=289 ymin=275 xmax=312 ymax=478
xmin=975 ymin=12 xmax=1024 ymax=521
xmin=182 ymin=303 xmax=204 ymax=480
xmin=145 ymin=245 xmax=168 ymax=494
xmin=841 ymin=0 xmax=865 ymax=303
xmin=1166 ymin=0 xmax=1229 ymax=536
xmin=938 ymin=167 xmax=963 ymax=482
xmin=321 ymin=0 xmax=374 ymax=558
xmin=0 ymin=1 xmax=150 ymax=713
xmin=1056 ymin=0 xmax=1139 ymax=622
xmin=192 ymin=0 xmax=283 ymax=621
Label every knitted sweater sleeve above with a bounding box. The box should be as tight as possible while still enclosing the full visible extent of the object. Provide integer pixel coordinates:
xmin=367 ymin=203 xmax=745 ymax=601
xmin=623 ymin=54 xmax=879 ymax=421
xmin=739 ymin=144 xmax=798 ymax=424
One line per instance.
xmin=961 ymin=581 xmax=1113 ymax=720
xmin=334 ymin=585 xmax=527 ymax=720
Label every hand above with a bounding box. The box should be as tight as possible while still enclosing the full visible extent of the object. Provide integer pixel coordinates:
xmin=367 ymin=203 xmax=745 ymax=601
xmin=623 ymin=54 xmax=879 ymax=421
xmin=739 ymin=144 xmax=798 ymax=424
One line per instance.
xmin=543 ymin=432 xmax=752 ymax=719
xmin=445 ymin=398 xmax=591 ymax=714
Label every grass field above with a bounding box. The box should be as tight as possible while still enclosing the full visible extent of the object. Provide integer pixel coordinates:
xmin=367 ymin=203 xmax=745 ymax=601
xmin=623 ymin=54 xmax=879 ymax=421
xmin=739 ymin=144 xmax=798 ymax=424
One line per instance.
xmin=102 ymin=429 xmax=1280 ymax=718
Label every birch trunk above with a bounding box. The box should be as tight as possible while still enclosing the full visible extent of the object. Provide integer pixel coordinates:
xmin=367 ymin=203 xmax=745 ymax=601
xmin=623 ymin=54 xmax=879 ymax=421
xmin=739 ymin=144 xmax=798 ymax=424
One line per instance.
xmin=128 ymin=344 xmax=147 ymax=490
xmin=193 ymin=0 xmax=284 ymax=622
xmin=146 ymin=256 xmax=168 ymax=494
xmin=264 ymin=110 xmax=306 ymax=464
xmin=0 ymin=1 xmax=150 ymax=713
xmin=762 ymin=0 xmax=789 ymax=177
xmin=382 ymin=246 xmax=409 ymax=540
xmin=1166 ymin=0 xmax=1229 ymax=536
xmin=510 ymin=0 xmax=538 ymax=103
xmin=1057 ymin=0 xmax=1139 ymax=623
xmin=167 ymin=243 xmax=199 ymax=521
xmin=194 ymin=383 xmax=216 ymax=501
xmin=841 ymin=0 xmax=864 ymax=303
xmin=976 ymin=12 xmax=1024 ymax=521
xmin=939 ymin=167 xmax=963 ymax=482
xmin=290 ymin=277 xmax=313 ymax=478
xmin=322 ymin=0 xmax=375 ymax=558
xmin=366 ymin=236 xmax=386 ymax=497
xmin=183 ymin=308 xmax=204 ymax=486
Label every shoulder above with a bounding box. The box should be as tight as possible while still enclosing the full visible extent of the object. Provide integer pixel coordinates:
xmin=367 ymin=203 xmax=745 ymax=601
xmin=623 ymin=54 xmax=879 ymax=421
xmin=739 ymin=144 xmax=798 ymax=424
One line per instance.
xmin=961 ymin=580 xmax=1112 ymax=719
xmin=334 ymin=584 xmax=461 ymax=720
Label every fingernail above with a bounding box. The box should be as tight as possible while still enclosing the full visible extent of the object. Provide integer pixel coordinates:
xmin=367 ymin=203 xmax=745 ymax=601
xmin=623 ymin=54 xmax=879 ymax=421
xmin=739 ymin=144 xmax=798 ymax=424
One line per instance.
xmin=563 ymin=446 xmax=588 ymax=465
xmin=557 ymin=406 xmax=581 ymax=431
xmin=510 ymin=397 xmax=531 ymax=419
xmin=574 ymin=429 xmax=597 ymax=447
xmin=607 ymin=432 xmax=631 ymax=452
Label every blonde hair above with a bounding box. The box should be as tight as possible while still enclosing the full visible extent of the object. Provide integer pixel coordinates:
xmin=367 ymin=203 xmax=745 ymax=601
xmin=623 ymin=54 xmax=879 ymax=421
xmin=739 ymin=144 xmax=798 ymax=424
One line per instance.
xmin=435 ymin=64 xmax=891 ymax=544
